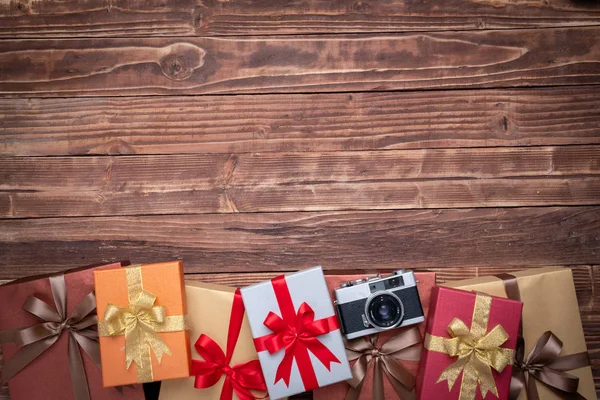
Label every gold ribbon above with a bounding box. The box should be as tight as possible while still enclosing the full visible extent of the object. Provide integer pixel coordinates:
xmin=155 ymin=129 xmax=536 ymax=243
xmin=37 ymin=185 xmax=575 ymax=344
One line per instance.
xmin=98 ymin=265 xmax=187 ymax=383
xmin=424 ymin=292 xmax=515 ymax=400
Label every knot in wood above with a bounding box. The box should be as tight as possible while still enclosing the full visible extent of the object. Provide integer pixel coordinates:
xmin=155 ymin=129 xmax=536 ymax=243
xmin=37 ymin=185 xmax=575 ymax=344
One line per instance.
xmin=159 ymin=43 xmax=206 ymax=81
xmin=352 ymin=1 xmax=370 ymax=13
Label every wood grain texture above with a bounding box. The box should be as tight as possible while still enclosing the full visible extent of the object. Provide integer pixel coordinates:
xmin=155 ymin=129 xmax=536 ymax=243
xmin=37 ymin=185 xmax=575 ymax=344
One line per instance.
xmin=0 ymin=206 xmax=599 ymax=279
xmin=1 ymin=27 xmax=600 ymax=96
xmin=1 ymin=0 xmax=600 ymax=38
xmin=2 ymin=86 xmax=600 ymax=156
xmin=2 ymin=146 xmax=600 ymax=217
xmin=1 ymin=1 xmax=600 ymax=395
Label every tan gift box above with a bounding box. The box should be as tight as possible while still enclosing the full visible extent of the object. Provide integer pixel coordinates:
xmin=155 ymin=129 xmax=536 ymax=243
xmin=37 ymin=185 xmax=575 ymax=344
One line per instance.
xmin=158 ymin=281 xmax=265 ymax=400
xmin=444 ymin=267 xmax=595 ymax=400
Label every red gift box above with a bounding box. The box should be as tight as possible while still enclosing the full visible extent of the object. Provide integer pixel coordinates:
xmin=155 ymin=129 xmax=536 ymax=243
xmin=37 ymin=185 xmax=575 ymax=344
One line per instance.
xmin=314 ymin=272 xmax=436 ymax=400
xmin=416 ymin=286 xmax=522 ymax=400
xmin=0 ymin=264 xmax=145 ymax=400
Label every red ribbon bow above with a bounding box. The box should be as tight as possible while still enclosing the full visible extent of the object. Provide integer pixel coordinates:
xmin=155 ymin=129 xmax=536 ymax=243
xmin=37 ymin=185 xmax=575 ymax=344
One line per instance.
xmin=253 ymin=275 xmax=341 ymax=391
xmin=192 ymin=288 xmax=267 ymax=400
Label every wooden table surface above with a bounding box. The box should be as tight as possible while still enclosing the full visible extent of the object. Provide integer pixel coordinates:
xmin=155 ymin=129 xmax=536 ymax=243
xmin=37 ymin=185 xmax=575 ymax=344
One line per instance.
xmin=1 ymin=0 xmax=600 ymax=398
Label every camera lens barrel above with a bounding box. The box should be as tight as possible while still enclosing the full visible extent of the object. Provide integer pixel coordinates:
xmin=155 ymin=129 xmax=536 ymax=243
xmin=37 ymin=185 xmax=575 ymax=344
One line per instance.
xmin=365 ymin=292 xmax=404 ymax=329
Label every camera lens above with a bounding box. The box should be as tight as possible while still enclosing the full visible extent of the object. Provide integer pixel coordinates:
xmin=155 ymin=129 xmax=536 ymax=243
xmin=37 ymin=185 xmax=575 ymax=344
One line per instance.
xmin=366 ymin=293 xmax=404 ymax=329
xmin=378 ymin=304 xmax=390 ymax=317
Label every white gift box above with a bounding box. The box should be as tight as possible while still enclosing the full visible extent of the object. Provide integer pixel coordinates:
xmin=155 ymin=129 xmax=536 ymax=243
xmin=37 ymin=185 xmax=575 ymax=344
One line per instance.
xmin=241 ymin=266 xmax=352 ymax=399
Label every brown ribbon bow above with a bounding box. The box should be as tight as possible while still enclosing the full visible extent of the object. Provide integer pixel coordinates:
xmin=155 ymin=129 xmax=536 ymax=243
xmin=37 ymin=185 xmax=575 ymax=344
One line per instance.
xmin=344 ymin=326 xmax=422 ymax=400
xmin=0 ymin=274 xmax=101 ymax=400
xmin=495 ymin=273 xmax=590 ymax=400
xmin=511 ymin=331 xmax=589 ymax=400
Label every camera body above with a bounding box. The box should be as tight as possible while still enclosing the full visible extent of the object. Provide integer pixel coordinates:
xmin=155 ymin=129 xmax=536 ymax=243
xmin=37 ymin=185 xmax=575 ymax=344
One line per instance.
xmin=334 ymin=270 xmax=425 ymax=340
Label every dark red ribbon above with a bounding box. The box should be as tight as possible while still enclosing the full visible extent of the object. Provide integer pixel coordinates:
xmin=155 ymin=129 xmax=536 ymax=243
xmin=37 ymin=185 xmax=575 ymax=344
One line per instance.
xmin=253 ymin=275 xmax=341 ymax=391
xmin=192 ymin=288 xmax=267 ymax=400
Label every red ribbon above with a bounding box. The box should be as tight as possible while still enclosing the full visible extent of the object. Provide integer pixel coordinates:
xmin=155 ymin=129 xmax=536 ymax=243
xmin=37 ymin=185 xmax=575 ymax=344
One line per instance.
xmin=253 ymin=275 xmax=341 ymax=391
xmin=192 ymin=288 xmax=267 ymax=400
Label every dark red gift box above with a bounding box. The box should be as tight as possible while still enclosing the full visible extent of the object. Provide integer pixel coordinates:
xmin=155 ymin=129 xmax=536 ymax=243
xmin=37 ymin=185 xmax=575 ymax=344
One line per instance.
xmin=0 ymin=264 xmax=145 ymax=400
xmin=416 ymin=286 xmax=522 ymax=400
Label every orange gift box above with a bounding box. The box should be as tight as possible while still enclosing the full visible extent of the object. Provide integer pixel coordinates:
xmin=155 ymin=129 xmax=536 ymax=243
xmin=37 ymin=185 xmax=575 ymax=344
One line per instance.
xmin=94 ymin=261 xmax=191 ymax=387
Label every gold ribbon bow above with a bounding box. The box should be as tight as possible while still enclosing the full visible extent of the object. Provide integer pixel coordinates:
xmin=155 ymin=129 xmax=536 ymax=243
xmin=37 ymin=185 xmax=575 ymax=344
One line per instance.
xmin=98 ymin=265 xmax=187 ymax=383
xmin=424 ymin=292 xmax=515 ymax=400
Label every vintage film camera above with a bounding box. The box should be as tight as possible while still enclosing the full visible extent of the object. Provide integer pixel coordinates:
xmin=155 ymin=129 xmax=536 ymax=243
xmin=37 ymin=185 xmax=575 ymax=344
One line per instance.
xmin=334 ymin=270 xmax=425 ymax=340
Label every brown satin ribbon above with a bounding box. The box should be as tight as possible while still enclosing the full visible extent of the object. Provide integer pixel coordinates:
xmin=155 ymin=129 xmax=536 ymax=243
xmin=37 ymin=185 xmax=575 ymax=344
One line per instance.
xmin=344 ymin=326 xmax=422 ymax=400
xmin=495 ymin=273 xmax=590 ymax=400
xmin=0 ymin=274 xmax=100 ymax=400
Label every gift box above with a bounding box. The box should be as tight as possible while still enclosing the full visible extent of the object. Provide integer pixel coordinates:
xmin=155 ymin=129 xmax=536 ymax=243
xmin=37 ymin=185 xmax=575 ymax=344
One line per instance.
xmin=0 ymin=263 xmax=145 ymax=400
xmin=158 ymin=281 xmax=267 ymax=400
xmin=444 ymin=267 xmax=595 ymax=400
xmin=313 ymin=272 xmax=435 ymax=400
xmin=95 ymin=261 xmax=191 ymax=387
xmin=417 ymin=286 xmax=522 ymax=400
xmin=241 ymin=266 xmax=353 ymax=399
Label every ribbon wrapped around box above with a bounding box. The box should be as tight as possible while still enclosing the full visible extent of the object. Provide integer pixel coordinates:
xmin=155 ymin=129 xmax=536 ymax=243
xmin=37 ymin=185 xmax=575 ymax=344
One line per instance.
xmin=444 ymin=267 xmax=595 ymax=400
xmin=416 ymin=286 xmax=523 ymax=400
xmin=241 ymin=266 xmax=353 ymax=399
xmin=313 ymin=272 xmax=436 ymax=400
xmin=158 ymin=281 xmax=267 ymax=400
xmin=0 ymin=263 xmax=145 ymax=400
xmin=95 ymin=261 xmax=191 ymax=386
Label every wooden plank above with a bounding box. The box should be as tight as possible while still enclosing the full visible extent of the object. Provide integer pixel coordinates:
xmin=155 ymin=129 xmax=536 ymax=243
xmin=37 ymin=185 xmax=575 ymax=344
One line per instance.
xmin=1 ymin=27 xmax=600 ymax=97
xmin=2 ymin=146 xmax=599 ymax=218
xmin=1 ymin=0 xmax=600 ymax=38
xmin=0 ymin=180 xmax=590 ymax=215
xmin=2 ymin=86 xmax=600 ymax=156
xmin=0 ymin=206 xmax=599 ymax=278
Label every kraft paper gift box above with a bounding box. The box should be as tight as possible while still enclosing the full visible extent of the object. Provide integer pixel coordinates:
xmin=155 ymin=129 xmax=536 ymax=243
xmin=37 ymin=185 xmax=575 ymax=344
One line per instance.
xmin=241 ymin=266 xmax=353 ymax=400
xmin=444 ymin=267 xmax=595 ymax=400
xmin=95 ymin=261 xmax=191 ymax=387
xmin=313 ymin=272 xmax=436 ymax=400
xmin=158 ymin=281 xmax=268 ymax=400
xmin=416 ymin=286 xmax=522 ymax=400
xmin=0 ymin=263 xmax=145 ymax=400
